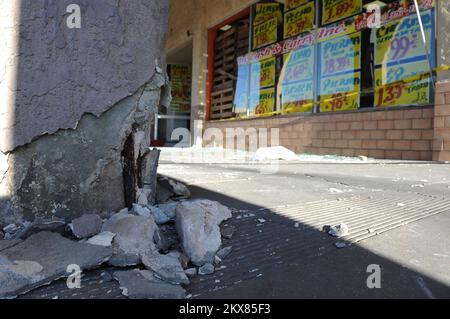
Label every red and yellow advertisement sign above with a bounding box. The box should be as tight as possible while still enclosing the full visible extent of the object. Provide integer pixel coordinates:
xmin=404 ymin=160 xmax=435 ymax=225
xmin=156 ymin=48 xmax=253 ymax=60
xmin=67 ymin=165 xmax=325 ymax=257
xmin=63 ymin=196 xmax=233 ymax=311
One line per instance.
xmin=253 ymin=17 xmax=278 ymax=50
xmin=250 ymin=87 xmax=276 ymax=116
xmin=284 ymin=1 xmax=315 ymax=39
xmin=322 ymin=0 xmax=362 ymax=25
xmin=375 ymin=10 xmax=433 ymax=66
xmin=320 ymin=32 xmax=361 ymax=76
xmin=282 ymin=81 xmax=314 ymax=114
xmin=285 ymin=0 xmax=309 ymax=12
xmin=254 ymin=3 xmax=283 ymax=25
xmin=375 ymin=61 xmax=431 ymax=107
xmin=319 ymin=72 xmax=361 ymax=112
xmin=250 ymin=57 xmax=276 ymax=90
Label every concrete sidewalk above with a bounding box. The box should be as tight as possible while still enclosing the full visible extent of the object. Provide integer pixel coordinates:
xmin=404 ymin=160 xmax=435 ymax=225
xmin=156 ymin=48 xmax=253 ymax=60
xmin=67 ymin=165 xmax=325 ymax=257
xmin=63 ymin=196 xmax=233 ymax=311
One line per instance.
xmin=158 ymin=152 xmax=450 ymax=299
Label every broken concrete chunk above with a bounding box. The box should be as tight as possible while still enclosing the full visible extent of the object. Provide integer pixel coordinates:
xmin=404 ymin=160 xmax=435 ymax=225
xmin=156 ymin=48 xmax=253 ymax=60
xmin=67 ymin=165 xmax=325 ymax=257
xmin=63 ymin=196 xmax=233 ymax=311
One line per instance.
xmin=184 ymin=268 xmax=197 ymax=278
xmin=141 ymin=251 xmax=189 ymax=285
xmin=216 ymin=246 xmax=232 ymax=260
xmin=113 ymin=269 xmax=185 ymax=299
xmin=102 ymin=214 xmax=158 ymax=267
xmin=168 ymin=179 xmax=191 ymax=197
xmin=148 ymin=206 xmax=171 ymax=225
xmin=3 ymin=224 xmax=19 ymax=234
xmin=154 ymin=229 xmax=170 ymax=252
xmin=176 ymin=199 xmax=232 ymax=266
xmin=0 ymin=232 xmax=112 ymax=299
xmin=328 ymin=224 xmax=350 ymax=238
xmin=72 ymin=214 xmax=103 ymax=239
xmin=198 ymin=263 xmax=215 ymax=276
xmin=0 ymin=239 xmax=23 ymax=252
xmin=86 ymin=232 xmax=116 ymax=248
xmin=214 ymin=255 xmax=222 ymax=265
xmin=157 ymin=202 xmax=177 ymax=220
xmin=16 ymin=217 xmax=67 ymax=240
xmin=132 ymin=204 xmax=152 ymax=218
xmin=254 ymin=146 xmax=299 ymax=161
xmin=136 ymin=188 xmax=152 ymax=206
xmin=156 ymin=182 xmax=175 ymax=204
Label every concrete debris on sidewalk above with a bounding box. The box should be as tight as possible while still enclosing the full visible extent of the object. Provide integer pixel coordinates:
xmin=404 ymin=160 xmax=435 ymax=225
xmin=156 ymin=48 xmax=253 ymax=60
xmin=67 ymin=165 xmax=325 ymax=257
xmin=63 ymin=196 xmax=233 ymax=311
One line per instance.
xmin=113 ymin=270 xmax=186 ymax=299
xmin=71 ymin=214 xmax=103 ymax=239
xmin=176 ymin=199 xmax=232 ymax=266
xmin=0 ymin=232 xmax=112 ymax=299
xmin=142 ymin=251 xmax=189 ymax=285
xmin=156 ymin=176 xmax=191 ymax=203
xmin=101 ymin=213 xmax=158 ymax=267
xmin=327 ymin=224 xmax=350 ymax=238
xmin=0 ymin=171 xmax=236 ymax=300
xmin=86 ymin=232 xmax=116 ymax=248
xmin=254 ymin=146 xmax=299 ymax=161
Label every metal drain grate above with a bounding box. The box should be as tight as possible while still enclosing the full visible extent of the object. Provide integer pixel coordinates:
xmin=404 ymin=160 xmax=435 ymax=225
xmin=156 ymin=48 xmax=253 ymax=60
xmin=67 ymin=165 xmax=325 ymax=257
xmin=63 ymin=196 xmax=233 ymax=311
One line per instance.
xmin=187 ymin=193 xmax=450 ymax=297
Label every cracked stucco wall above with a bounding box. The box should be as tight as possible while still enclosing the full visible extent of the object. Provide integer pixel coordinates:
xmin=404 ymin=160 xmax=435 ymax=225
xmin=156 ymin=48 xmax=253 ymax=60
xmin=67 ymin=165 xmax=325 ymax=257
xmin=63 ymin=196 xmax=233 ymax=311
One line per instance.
xmin=0 ymin=0 xmax=170 ymax=224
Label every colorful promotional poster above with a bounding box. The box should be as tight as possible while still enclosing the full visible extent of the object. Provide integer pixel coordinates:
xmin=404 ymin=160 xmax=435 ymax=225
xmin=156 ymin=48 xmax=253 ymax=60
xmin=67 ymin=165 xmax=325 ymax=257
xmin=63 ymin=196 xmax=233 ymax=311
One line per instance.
xmin=320 ymin=32 xmax=361 ymax=76
xmin=282 ymin=45 xmax=314 ymax=84
xmin=375 ymin=60 xmax=432 ymax=107
xmin=322 ymin=0 xmax=362 ymax=25
xmin=253 ymin=17 xmax=278 ymax=50
xmin=169 ymin=64 xmax=191 ymax=113
xmin=284 ymin=1 xmax=315 ymax=39
xmin=285 ymin=0 xmax=309 ymax=12
xmin=282 ymin=81 xmax=314 ymax=113
xmin=375 ymin=10 xmax=433 ymax=66
xmin=233 ymin=64 xmax=251 ymax=115
xmin=250 ymin=87 xmax=276 ymax=116
xmin=319 ymin=72 xmax=361 ymax=112
xmin=250 ymin=57 xmax=276 ymax=90
xmin=254 ymin=2 xmax=283 ymax=25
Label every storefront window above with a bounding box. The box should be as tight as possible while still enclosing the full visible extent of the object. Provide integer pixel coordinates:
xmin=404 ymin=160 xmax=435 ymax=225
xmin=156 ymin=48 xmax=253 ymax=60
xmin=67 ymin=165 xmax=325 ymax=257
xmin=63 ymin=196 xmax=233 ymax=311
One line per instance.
xmin=217 ymin=0 xmax=437 ymax=121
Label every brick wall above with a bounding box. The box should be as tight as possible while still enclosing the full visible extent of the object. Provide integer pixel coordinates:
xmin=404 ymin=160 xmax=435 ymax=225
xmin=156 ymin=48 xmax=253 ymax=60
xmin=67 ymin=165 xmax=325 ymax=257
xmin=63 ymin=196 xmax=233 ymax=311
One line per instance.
xmin=433 ymin=81 xmax=450 ymax=161
xmin=204 ymin=107 xmax=435 ymax=161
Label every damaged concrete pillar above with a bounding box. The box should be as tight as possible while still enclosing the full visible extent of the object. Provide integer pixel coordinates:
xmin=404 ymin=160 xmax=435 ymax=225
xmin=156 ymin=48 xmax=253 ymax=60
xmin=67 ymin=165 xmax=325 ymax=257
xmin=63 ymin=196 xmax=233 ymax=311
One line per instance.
xmin=0 ymin=0 xmax=170 ymax=224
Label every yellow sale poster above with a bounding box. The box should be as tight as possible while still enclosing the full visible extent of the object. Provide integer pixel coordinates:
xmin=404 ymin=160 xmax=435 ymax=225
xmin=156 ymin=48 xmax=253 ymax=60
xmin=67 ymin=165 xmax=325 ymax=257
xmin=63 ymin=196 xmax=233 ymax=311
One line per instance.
xmin=282 ymin=81 xmax=314 ymax=114
xmin=253 ymin=17 xmax=278 ymax=50
xmin=254 ymin=3 xmax=282 ymax=25
xmin=250 ymin=87 xmax=276 ymax=116
xmin=322 ymin=0 xmax=362 ymax=25
xmin=285 ymin=0 xmax=309 ymax=12
xmin=320 ymin=32 xmax=361 ymax=76
xmin=282 ymin=45 xmax=314 ymax=83
xmin=375 ymin=10 xmax=433 ymax=66
xmin=319 ymin=72 xmax=361 ymax=112
xmin=250 ymin=57 xmax=276 ymax=90
xmin=375 ymin=61 xmax=431 ymax=107
xmin=284 ymin=1 xmax=315 ymax=39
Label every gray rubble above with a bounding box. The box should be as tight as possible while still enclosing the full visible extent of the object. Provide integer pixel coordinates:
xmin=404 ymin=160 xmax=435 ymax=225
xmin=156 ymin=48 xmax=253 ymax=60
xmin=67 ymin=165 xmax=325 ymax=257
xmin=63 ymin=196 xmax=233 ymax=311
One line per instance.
xmin=184 ymin=268 xmax=197 ymax=278
xmin=15 ymin=217 xmax=67 ymax=240
xmin=141 ymin=251 xmax=189 ymax=285
xmin=198 ymin=263 xmax=215 ymax=276
xmin=102 ymin=213 xmax=158 ymax=267
xmin=86 ymin=232 xmax=116 ymax=248
xmin=71 ymin=214 xmax=103 ymax=239
xmin=113 ymin=269 xmax=186 ymax=299
xmin=0 ymin=232 xmax=112 ymax=298
xmin=176 ymin=199 xmax=232 ymax=266
xmin=328 ymin=224 xmax=350 ymax=238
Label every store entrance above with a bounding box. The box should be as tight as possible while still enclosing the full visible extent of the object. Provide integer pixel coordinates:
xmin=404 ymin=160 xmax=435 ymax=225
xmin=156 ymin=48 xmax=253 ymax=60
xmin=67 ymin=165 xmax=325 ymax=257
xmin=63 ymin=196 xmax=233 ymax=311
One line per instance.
xmin=153 ymin=41 xmax=193 ymax=147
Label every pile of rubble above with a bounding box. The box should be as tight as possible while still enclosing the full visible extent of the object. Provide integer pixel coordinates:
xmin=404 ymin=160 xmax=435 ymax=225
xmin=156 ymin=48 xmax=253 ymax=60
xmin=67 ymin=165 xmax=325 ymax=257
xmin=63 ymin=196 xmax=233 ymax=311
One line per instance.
xmin=0 ymin=178 xmax=233 ymax=299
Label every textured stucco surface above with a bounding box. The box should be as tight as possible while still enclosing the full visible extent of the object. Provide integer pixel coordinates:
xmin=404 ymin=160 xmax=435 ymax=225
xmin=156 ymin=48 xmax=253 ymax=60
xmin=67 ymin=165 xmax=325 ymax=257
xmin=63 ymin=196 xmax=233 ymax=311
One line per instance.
xmin=0 ymin=0 xmax=170 ymax=224
xmin=0 ymin=0 xmax=169 ymax=153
